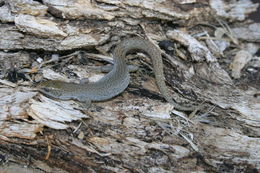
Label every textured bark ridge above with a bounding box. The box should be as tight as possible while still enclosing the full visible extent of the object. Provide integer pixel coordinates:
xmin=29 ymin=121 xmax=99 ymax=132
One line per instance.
xmin=0 ymin=0 xmax=259 ymax=172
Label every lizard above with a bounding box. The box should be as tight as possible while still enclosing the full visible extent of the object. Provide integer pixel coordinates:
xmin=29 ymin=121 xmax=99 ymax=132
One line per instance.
xmin=38 ymin=37 xmax=196 ymax=111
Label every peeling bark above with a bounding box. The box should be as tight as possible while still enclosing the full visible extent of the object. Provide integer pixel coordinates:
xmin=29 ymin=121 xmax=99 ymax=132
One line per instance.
xmin=0 ymin=0 xmax=259 ymax=172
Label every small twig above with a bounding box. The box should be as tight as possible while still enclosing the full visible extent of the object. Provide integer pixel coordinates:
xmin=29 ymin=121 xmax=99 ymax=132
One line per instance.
xmin=73 ymin=121 xmax=83 ymax=133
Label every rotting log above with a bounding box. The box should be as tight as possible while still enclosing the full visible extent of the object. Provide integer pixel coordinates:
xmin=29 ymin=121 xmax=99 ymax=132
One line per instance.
xmin=0 ymin=0 xmax=259 ymax=172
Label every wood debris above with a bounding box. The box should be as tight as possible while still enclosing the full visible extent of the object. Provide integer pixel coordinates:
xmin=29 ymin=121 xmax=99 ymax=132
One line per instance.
xmin=0 ymin=0 xmax=259 ymax=172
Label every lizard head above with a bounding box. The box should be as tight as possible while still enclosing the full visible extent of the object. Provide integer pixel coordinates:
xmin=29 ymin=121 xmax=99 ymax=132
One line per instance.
xmin=37 ymin=80 xmax=67 ymax=98
xmin=37 ymin=80 xmax=65 ymax=89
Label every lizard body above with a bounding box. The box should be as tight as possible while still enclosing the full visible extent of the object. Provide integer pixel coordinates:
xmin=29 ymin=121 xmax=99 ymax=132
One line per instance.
xmin=38 ymin=37 xmax=195 ymax=111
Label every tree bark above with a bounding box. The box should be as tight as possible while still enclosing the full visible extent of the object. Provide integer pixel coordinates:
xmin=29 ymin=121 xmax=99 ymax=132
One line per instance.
xmin=0 ymin=0 xmax=259 ymax=172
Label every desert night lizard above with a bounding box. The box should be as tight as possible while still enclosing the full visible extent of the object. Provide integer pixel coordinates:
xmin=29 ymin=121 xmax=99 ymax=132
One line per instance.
xmin=38 ymin=37 xmax=195 ymax=111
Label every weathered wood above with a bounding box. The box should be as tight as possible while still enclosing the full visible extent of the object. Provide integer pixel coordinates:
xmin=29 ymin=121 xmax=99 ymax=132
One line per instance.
xmin=0 ymin=0 xmax=259 ymax=172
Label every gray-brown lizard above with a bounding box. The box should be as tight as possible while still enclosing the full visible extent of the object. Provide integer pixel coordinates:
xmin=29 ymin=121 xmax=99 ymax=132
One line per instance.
xmin=38 ymin=37 xmax=195 ymax=111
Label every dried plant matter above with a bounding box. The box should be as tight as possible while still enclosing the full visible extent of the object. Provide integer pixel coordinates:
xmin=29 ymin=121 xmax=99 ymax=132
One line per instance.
xmin=0 ymin=0 xmax=259 ymax=172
